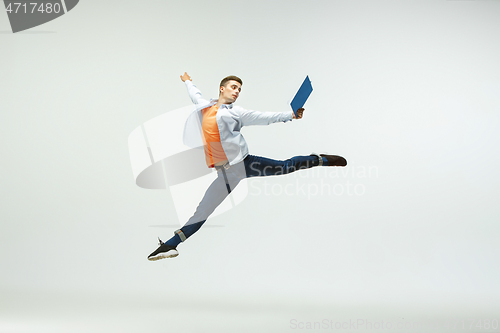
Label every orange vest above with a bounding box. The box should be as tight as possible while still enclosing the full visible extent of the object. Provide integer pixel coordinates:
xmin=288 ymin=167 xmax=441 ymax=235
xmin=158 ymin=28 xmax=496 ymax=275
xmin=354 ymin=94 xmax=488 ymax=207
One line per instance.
xmin=201 ymin=105 xmax=228 ymax=167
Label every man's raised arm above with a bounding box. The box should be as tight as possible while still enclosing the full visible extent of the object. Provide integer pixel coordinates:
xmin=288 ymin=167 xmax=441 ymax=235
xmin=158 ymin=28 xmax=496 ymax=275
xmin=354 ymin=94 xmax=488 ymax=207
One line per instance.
xmin=180 ymin=72 xmax=207 ymax=105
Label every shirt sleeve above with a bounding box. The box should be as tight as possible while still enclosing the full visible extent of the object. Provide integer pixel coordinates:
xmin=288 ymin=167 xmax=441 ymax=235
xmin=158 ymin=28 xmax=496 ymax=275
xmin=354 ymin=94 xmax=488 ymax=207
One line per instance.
xmin=185 ymin=80 xmax=208 ymax=105
xmin=238 ymin=108 xmax=294 ymax=126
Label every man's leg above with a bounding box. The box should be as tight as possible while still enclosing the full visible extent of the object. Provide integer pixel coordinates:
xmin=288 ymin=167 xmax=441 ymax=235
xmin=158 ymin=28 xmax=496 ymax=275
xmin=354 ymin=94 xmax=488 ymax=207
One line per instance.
xmin=148 ymin=162 xmax=245 ymax=260
xmin=244 ymin=153 xmax=346 ymax=178
xmin=178 ymin=166 xmax=242 ymax=240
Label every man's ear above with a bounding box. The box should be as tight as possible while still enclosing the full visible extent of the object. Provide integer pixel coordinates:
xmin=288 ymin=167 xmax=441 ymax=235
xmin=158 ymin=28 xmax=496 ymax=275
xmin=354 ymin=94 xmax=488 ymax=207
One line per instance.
xmin=219 ymin=86 xmax=224 ymax=95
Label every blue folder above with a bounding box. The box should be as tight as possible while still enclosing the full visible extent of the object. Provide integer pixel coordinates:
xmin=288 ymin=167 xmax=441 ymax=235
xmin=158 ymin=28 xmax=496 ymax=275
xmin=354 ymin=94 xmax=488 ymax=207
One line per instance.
xmin=290 ymin=76 xmax=313 ymax=117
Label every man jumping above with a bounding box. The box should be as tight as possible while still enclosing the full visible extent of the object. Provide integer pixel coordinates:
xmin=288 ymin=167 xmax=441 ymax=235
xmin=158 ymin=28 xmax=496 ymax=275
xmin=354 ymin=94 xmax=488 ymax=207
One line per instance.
xmin=147 ymin=72 xmax=347 ymax=260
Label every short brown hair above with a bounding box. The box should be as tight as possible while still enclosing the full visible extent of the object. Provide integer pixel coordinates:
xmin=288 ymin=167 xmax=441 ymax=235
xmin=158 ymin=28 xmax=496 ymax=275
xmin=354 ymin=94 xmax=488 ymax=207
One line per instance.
xmin=220 ymin=75 xmax=242 ymax=89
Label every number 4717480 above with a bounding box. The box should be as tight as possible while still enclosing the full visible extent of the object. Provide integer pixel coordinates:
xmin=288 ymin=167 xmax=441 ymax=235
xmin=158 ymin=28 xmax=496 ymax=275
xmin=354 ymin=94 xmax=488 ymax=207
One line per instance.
xmin=5 ymin=2 xmax=62 ymax=14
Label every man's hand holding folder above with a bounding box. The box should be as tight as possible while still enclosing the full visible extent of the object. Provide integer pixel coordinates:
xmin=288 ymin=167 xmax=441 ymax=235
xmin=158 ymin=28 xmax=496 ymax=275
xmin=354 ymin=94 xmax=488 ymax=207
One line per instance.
xmin=293 ymin=107 xmax=304 ymax=119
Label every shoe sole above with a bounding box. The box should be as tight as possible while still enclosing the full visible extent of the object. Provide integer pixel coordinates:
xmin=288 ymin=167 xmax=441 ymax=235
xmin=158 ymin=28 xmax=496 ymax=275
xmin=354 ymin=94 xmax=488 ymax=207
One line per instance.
xmin=147 ymin=249 xmax=179 ymax=261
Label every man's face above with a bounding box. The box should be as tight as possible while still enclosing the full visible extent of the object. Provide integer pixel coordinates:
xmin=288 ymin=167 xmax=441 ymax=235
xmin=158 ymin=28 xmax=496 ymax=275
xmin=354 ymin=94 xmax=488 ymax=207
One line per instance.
xmin=220 ymin=80 xmax=241 ymax=104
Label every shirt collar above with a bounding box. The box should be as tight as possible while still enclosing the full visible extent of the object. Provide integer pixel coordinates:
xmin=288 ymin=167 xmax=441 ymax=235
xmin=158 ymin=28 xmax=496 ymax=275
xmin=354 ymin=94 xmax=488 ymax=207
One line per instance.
xmin=209 ymin=99 xmax=234 ymax=109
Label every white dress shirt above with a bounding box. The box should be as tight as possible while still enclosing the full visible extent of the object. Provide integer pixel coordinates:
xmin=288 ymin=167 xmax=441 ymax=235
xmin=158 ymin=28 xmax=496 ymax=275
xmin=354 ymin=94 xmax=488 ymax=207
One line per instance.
xmin=183 ymin=80 xmax=294 ymax=166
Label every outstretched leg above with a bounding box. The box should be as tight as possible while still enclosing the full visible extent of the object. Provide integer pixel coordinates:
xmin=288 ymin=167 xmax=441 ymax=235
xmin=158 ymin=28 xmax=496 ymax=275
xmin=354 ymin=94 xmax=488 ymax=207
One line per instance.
xmin=243 ymin=153 xmax=346 ymax=178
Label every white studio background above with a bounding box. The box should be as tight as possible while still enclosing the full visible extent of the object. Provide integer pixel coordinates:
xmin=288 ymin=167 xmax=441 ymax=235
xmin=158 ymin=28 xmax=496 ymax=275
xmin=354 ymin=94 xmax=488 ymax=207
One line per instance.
xmin=1 ymin=1 xmax=499 ymax=332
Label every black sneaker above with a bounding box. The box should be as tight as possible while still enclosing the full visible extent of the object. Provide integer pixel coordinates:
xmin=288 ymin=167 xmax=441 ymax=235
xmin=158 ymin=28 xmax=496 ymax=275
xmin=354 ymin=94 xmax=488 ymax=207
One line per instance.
xmin=310 ymin=153 xmax=347 ymax=167
xmin=147 ymin=238 xmax=179 ymax=261
xmin=321 ymin=154 xmax=347 ymax=166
